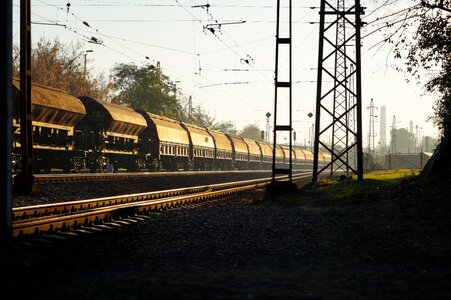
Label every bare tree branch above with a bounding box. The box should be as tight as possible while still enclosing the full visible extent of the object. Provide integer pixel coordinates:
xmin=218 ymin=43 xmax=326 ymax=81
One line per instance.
xmin=421 ymin=0 xmax=451 ymax=13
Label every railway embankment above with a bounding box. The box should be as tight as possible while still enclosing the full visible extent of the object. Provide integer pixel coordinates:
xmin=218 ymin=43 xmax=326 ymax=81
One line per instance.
xmin=2 ymin=169 xmax=451 ymax=299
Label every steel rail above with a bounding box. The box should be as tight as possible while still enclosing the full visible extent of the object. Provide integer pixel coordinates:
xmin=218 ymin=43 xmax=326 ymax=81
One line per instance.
xmin=12 ymin=173 xmax=312 ymax=238
xmin=13 ymin=171 xmax=311 ymax=220
xmin=13 ymin=185 xmax=210 ymax=220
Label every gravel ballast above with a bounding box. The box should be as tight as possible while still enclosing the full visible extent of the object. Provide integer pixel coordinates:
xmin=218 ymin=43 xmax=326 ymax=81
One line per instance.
xmin=2 ymin=175 xmax=451 ymax=299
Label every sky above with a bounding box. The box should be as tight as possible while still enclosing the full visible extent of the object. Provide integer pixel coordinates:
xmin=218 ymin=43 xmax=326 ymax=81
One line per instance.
xmin=12 ymin=0 xmax=441 ymax=148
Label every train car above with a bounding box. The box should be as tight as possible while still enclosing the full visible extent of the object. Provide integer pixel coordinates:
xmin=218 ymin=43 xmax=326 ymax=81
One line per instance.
xmin=313 ymin=150 xmax=332 ymax=171
xmin=293 ymin=148 xmax=307 ymax=169
xmin=257 ymin=144 xmax=285 ymax=169
xmin=243 ymin=138 xmax=262 ymax=170
xmin=12 ymin=79 xmax=87 ymax=173
xmin=320 ymin=150 xmax=331 ymax=168
xmin=13 ymin=81 xmax=346 ymax=175
xmin=281 ymin=146 xmax=296 ymax=168
xmin=304 ymin=149 xmax=315 ymax=168
xmin=138 ymin=111 xmax=191 ymax=171
xmin=181 ymin=123 xmax=215 ymax=170
xmin=206 ymin=129 xmax=234 ymax=170
xmin=227 ymin=135 xmax=249 ymax=170
xmin=77 ymin=97 xmax=147 ymax=172
xmin=256 ymin=141 xmax=272 ymax=170
xmin=274 ymin=145 xmax=285 ymax=168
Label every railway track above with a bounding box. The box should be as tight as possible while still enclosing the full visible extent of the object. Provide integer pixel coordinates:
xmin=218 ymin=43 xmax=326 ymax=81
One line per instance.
xmin=12 ymin=172 xmax=312 ymax=239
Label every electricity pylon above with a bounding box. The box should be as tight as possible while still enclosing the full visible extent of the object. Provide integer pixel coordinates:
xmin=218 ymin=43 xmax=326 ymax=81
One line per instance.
xmin=313 ymin=0 xmax=365 ymax=182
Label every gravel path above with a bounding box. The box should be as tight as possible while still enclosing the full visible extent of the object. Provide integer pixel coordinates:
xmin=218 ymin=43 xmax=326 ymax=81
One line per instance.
xmin=2 ymin=176 xmax=451 ymax=299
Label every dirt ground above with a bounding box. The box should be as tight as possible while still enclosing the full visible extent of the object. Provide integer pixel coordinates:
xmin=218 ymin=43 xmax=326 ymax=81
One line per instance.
xmin=2 ymin=175 xmax=451 ymax=299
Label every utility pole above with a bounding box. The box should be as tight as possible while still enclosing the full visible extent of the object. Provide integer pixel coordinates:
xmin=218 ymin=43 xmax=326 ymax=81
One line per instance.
xmin=15 ymin=0 xmax=35 ymax=193
xmin=313 ymin=0 xmax=365 ymax=181
xmin=391 ymin=115 xmax=397 ymax=153
xmin=188 ymin=95 xmax=193 ymax=122
xmin=271 ymin=0 xmax=293 ymax=182
xmin=265 ymin=112 xmax=271 ymax=143
xmin=310 ymin=123 xmax=315 ymax=151
xmin=347 ymin=64 xmax=357 ymax=169
xmin=307 ymin=112 xmax=314 ymax=151
xmin=84 ymin=49 xmax=93 ymax=78
xmin=367 ymin=98 xmax=377 ymax=157
xmin=1 ymin=0 xmax=13 ymax=241
xmin=379 ymin=106 xmax=387 ymax=148
xmin=414 ymin=125 xmax=423 ymax=153
xmin=268 ymin=0 xmax=296 ymax=194
xmin=415 ymin=125 xmax=418 ymax=152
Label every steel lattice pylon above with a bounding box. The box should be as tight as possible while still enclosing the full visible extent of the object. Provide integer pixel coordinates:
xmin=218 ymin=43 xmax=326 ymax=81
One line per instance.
xmin=313 ymin=0 xmax=364 ymax=182
xmin=271 ymin=0 xmax=293 ymax=183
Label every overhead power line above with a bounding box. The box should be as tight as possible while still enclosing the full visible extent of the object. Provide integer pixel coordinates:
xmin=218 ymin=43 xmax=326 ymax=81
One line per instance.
xmin=173 ymin=0 xmax=258 ymax=70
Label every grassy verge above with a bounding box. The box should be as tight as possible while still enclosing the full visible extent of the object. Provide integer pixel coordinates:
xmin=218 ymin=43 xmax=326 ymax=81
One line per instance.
xmin=274 ymin=169 xmax=422 ymax=206
xmin=360 ymin=168 xmax=420 ymax=181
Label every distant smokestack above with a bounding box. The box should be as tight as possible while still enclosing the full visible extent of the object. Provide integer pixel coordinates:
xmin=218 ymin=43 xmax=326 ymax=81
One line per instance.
xmin=380 ymin=106 xmax=386 ymax=147
xmin=409 ymin=121 xmax=414 ymax=133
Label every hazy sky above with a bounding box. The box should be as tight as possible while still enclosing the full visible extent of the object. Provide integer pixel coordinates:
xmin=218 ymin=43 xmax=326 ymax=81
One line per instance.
xmin=12 ymin=0 xmax=441 ymax=146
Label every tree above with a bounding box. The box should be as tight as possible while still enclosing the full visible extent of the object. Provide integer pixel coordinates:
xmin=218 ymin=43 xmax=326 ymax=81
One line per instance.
xmin=404 ymin=1 xmax=451 ymax=139
xmin=185 ymin=105 xmax=216 ymax=128
xmin=211 ymin=121 xmax=237 ymax=136
xmin=421 ymin=135 xmax=439 ymax=152
xmin=390 ymin=128 xmax=415 ymax=153
xmin=390 ymin=1 xmax=450 ymax=176
xmin=111 ymin=62 xmax=183 ymax=119
xmin=239 ymin=124 xmax=262 ymax=140
xmin=412 ymin=1 xmax=450 ymax=176
xmin=13 ymin=37 xmax=111 ymax=100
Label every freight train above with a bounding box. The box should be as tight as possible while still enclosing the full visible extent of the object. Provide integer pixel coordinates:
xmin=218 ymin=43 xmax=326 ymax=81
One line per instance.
xmin=12 ymin=79 xmax=332 ymax=173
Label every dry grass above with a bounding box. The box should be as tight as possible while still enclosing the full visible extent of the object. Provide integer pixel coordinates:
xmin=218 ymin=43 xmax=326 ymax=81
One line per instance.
xmin=361 ymin=168 xmax=421 ymax=180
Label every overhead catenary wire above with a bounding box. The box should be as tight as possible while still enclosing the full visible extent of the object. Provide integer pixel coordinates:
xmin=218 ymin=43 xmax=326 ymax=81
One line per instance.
xmin=176 ymin=0 xmax=274 ymax=83
xmin=31 ymin=0 xmax=318 ymax=78
xmin=175 ymin=3 xmax=249 ymax=72
xmin=30 ymin=0 xmax=427 ymax=65
xmin=18 ymin=0 xmax=271 ymax=114
xmin=26 ymin=7 xmax=148 ymax=65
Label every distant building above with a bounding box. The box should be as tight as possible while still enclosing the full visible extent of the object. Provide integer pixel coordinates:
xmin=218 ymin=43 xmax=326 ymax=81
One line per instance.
xmin=385 ymin=152 xmax=432 ymax=169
